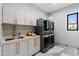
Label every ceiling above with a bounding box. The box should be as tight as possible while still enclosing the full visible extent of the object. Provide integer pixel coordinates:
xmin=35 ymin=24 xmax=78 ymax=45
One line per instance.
xmin=32 ymin=3 xmax=74 ymax=13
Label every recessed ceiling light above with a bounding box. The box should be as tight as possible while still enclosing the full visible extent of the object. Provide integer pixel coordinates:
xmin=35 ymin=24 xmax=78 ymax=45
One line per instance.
xmin=53 ymin=3 xmax=56 ymax=6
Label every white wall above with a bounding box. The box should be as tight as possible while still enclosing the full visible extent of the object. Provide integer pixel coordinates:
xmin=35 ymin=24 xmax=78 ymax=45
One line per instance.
xmin=49 ymin=4 xmax=79 ymax=48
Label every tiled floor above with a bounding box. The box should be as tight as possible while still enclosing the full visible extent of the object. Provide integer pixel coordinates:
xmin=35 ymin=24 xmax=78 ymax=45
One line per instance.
xmin=35 ymin=44 xmax=79 ymax=56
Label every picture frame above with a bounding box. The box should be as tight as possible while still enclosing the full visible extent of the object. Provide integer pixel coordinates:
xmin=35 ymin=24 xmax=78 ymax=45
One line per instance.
xmin=67 ymin=12 xmax=78 ymax=31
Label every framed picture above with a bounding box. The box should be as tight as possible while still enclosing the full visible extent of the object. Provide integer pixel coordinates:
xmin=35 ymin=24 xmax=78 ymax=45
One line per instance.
xmin=67 ymin=12 xmax=78 ymax=31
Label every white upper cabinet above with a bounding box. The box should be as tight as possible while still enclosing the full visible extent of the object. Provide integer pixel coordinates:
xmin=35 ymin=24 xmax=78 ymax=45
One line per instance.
xmin=3 ymin=4 xmax=38 ymax=26
xmin=24 ymin=12 xmax=32 ymax=26
xmin=24 ymin=14 xmax=37 ymax=26
xmin=16 ymin=5 xmax=25 ymax=25
xmin=28 ymin=14 xmax=36 ymax=26
xmin=0 ymin=4 xmax=2 ymax=25
xmin=16 ymin=4 xmax=37 ymax=26
xmin=3 ymin=4 xmax=16 ymax=24
xmin=23 ymin=6 xmax=37 ymax=26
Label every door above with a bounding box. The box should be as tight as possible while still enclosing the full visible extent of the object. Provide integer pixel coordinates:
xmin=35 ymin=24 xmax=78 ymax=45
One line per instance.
xmin=17 ymin=40 xmax=28 ymax=56
xmin=3 ymin=4 xmax=16 ymax=24
xmin=2 ymin=43 xmax=16 ymax=56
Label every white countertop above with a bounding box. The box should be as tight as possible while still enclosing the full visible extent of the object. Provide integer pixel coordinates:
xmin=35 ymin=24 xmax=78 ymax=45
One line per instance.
xmin=1 ymin=35 xmax=40 ymax=45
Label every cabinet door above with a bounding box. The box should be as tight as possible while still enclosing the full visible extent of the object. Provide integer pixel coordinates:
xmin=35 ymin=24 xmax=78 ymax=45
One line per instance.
xmin=17 ymin=40 xmax=28 ymax=56
xmin=16 ymin=6 xmax=25 ymax=25
xmin=31 ymin=15 xmax=37 ymax=26
xmin=35 ymin=37 xmax=40 ymax=53
xmin=31 ymin=20 xmax=36 ymax=26
xmin=28 ymin=39 xmax=36 ymax=56
xmin=3 ymin=4 xmax=16 ymax=24
xmin=28 ymin=37 xmax=40 ymax=56
xmin=24 ymin=13 xmax=32 ymax=25
xmin=3 ymin=43 xmax=16 ymax=56
xmin=0 ymin=4 xmax=2 ymax=25
xmin=24 ymin=13 xmax=37 ymax=26
xmin=0 ymin=45 xmax=2 ymax=56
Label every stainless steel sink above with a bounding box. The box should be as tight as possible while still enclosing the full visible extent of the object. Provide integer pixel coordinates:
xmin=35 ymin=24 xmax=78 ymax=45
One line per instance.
xmin=17 ymin=36 xmax=24 ymax=39
xmin=5 ymin=38 xmax=15 ymax=41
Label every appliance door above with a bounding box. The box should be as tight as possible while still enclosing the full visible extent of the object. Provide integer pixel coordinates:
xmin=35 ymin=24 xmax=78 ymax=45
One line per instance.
xmin=51 ymin=22 xmax=54 ymax=30
xmin=47 ymin=21 xmax=49 ymax=30
xmin=44 ymin=37 xmax=50 ymax=49
xmin=44 ymin=20 xmax=49 ymax=30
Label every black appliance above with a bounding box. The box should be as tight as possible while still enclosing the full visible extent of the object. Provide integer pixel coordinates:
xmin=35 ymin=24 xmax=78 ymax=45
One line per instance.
xmin=50 ymin=22 xmax=54 ymax=30
xmin=44 ymin=20 xmax=49 ymax=30
xmin=35 ymin=18 xmax=54 ymax=53
xmin=49 ymin=21 xmax=54 ymax=48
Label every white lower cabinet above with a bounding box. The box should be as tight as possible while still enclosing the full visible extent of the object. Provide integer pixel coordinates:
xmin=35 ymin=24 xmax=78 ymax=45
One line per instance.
xmin=35 ymin=37 xmax=40 ymax=53
xmin=28 ymin=39 xmax=36 ymax=56
xmin=17 ymin=40 xmax=28 ymax=56
xmin=0 ymin=45 xmax=2 ymax=56
xmin=1 ymin=36 xmax=40 ymax=56
xmin=2 ymin=43 xmax=16 ymax=56
xmin=28 ymin=37 xmax=40 ymax=56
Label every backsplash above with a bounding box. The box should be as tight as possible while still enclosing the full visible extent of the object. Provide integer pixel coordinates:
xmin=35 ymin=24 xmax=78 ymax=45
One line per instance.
xmin=3 ymin=24 xmax=34 ymax=38
xmin=15 ymin=25 xmax=34 ymax=34
xmin=3 ymin=24 xmax=14 ymax=35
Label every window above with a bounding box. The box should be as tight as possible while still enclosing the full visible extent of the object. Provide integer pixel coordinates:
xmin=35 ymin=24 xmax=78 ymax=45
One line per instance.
xmin=67 ymin=12 xmax=78 ymax=31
